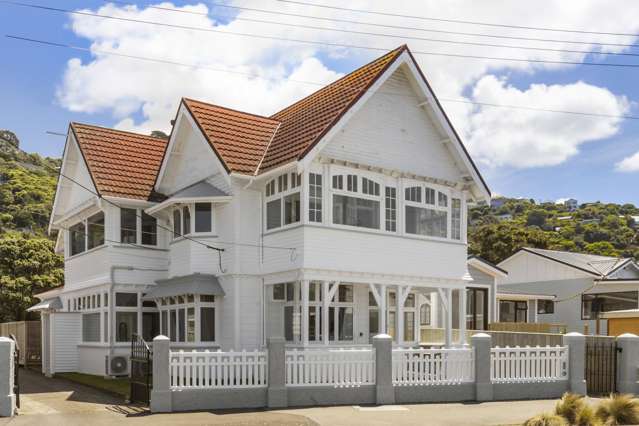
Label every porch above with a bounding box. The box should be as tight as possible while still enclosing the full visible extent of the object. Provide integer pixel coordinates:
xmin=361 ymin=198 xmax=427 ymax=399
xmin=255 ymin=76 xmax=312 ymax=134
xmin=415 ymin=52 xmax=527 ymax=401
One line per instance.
xmin=264 ymin=279 xmax=475 ymax=349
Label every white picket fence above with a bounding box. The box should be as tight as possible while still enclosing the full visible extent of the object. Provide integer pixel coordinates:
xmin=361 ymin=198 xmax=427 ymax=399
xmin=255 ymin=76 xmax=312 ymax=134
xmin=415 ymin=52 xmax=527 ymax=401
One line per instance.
xmin=169 ymin=350 xmax=268 ymax=389
xmin=392 ymin=347 xmax=475 ymax=386
xmin=285 ymin=348 xmax=375 ymax=387
xmin=490 ymin=346 xmax=569 ymax=384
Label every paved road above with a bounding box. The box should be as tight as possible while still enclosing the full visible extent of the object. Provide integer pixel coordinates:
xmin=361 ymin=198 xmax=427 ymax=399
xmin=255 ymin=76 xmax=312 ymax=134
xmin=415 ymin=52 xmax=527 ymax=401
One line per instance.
xmin=2 ymin=368 xmax=561 ymax=425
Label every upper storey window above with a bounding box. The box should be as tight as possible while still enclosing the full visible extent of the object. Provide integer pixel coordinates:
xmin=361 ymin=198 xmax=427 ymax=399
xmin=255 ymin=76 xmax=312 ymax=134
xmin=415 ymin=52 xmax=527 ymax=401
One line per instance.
xmin=120 ymin=208 xmax=157 ymax=246
xmin=172 ymin=203 xmax=214 ymax=239
xmin=266 ymin=172 xmax=301 ymax=231
xmin=332 ymin=174 xmax=381 ymax=230
xmin=69 ymin=211 xmax=106 ymax=256
xmin=405 ymin=185 xmax=449 ymax=238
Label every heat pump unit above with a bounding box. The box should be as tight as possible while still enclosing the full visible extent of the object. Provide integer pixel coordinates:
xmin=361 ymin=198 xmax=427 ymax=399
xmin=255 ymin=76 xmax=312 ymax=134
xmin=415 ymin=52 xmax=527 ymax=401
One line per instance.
xmin=105 ymin=355 xmax=128 ymax=376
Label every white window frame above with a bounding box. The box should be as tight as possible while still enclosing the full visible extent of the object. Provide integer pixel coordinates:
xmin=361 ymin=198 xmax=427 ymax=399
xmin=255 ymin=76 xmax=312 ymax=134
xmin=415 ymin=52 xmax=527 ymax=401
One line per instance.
xmin=157 ymin=293 xmax=218 ymax=346
xmin=264 ymin=172 xmax=302 ymax=232
xmin=330 ymin=172 xmax=383 ymax=231
xmin=403 ymin=180 xmax=451 ymax=241
xmin=387 ymin=290 xmax=418 ymax=343
xmin=121 ymin=207 xmax=158 ymax=247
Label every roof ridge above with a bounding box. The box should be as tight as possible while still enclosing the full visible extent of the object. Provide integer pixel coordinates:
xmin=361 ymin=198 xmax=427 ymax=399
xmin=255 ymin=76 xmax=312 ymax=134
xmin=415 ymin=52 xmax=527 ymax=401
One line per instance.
xmin=71 ymin=122 xmax=165 ymax=141
xmin=269 ymin=45 xmax=406 ymax=120
xmin=183 ymin=97 xmax=280 ymax=123
xmin=526 ymin=247 xmax=624 ymax=261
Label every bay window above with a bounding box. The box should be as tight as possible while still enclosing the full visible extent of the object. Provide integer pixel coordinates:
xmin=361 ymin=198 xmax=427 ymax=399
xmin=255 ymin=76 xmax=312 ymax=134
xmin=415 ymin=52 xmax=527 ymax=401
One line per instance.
xmin=333 ymin=194 xmax=380 ymax=229
xmin=121 ymin=207 xmax=157 ymax=246
xmin=171 ymin=203 xmax=214 ymax=238
xmin=69 ymin=211 xmax=107 ymax=256
xmin=69 ymin=221 xmax=86 ymax=255
xmin=120 ymin=208 xmax=137 ymax=243
xmin=87 ymin=212 xmax=104 ymax=249
xmin=265 ymin=172 xmax=302 ymax=231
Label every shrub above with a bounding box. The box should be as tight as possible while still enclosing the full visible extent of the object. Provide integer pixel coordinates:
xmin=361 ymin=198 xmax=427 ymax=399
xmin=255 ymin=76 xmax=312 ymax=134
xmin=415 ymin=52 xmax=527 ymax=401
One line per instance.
xmin=574 ymin=404 xmax=600 ymax=426
xmin=523 ymin=413 xmax=568 ymax=426
xmin=595 ymin=394 xmax=639 ymax=425
xmin=555 ymin=392 xmax=585 ymax=424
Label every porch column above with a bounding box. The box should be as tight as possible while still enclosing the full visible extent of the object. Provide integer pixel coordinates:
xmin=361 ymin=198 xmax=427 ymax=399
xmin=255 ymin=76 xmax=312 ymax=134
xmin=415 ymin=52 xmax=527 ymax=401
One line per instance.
xmin=439 ymin=288 xmax=453 ymax=348
xmin=459 ymin=287 xmax=467 ymax=346
xmin=322 ymin=281 xmax=330 ymax=346
xmin=396 ymin=285 xmax=403 ymax=346
xmin=301 ymin=280 xmax=309 ymax=347
xmin=379 ymin=285 xmax=387 ymax=334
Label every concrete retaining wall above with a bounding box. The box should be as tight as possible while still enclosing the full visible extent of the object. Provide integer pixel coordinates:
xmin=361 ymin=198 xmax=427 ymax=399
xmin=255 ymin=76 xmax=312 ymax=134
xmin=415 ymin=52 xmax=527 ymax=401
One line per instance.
xmin=151 ymin=331 xmax=636 ymax=413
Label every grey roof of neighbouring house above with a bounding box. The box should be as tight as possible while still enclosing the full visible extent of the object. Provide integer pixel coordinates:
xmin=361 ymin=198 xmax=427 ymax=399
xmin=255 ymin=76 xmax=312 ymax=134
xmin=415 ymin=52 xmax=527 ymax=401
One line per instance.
xmin=170 ymin=181 xmax=228 ymax=199
xmin=520 ymin=247 xmax=632 ymax=277
xmin=143 ymin=273 xmax=225 ymax=299
xmin=27 ymin=297 xmax=63 ymax=312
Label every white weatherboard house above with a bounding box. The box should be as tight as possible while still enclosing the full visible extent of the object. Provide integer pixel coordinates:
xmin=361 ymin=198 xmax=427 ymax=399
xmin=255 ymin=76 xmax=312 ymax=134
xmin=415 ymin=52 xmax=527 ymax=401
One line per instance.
xmin=497 ymin=247 xmax=639 ymax=335
xmin=33 ymin=45 xmax=493 ymax=378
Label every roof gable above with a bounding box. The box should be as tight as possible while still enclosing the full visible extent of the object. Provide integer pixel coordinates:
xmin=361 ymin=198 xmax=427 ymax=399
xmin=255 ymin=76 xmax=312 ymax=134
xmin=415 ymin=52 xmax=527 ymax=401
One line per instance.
xmin=509 ymin=248 xmax=630 ymax=278
xmin=71 ymin=123 xmax=168 ymax=200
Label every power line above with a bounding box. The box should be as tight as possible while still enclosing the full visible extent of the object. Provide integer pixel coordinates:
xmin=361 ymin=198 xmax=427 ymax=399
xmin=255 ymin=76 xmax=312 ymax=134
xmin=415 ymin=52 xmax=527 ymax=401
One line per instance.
xmin=4 ymin=4 xmax=639 ymax=68
xmin=275 ymin=0 xmax=639 ymax=38
xmin=17 ymin=37 xmax=637 ymax=121
xmin=99 ymin=0 xmax=639 ymax=57
xmin=106 ymin=0 xmax=639 ymax=49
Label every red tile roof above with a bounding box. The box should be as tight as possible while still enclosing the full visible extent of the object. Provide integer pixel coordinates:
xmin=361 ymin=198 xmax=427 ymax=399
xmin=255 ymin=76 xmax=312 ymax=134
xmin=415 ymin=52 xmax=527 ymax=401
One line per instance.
xmin=71 ymin=123 xmax=168 ymax=200
xmin=182 ymin=99 xmax=280 ymax=174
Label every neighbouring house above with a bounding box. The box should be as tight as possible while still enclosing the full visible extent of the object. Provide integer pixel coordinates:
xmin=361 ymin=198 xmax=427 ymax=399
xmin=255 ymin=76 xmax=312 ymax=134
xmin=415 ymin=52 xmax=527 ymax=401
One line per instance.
xmin=564 ymin=199 xmax=578 ymax=211
xmin=31 ymin=45 xmax=492 ymax=377
xmin=495 ymin=213 xmax=513 ymax=222
xmin=490 ymin=197 xmax=507 ymax=210
xmin=496 ymin=247 xmax=639 ymax=335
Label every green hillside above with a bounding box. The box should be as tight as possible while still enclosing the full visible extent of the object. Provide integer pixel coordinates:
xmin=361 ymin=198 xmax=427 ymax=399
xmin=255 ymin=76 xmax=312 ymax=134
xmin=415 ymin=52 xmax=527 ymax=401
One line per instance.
xmin=468 ymin=197 xmax=639 ymax=264
xmin=0 ymin=130 xmax=63 ymax=321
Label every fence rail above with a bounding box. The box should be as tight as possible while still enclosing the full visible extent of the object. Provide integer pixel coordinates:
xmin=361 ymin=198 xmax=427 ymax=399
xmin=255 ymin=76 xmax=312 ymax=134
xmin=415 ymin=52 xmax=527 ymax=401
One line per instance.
xmin=169 ymin=350 xmax=268 ymax=389
xmin=285 ymin=348 xmax=375 ymax=387
xmin=490 ymin=346 xmax=569 ymax=383
xmin=392 ymin=348 xmax=474 ymax=386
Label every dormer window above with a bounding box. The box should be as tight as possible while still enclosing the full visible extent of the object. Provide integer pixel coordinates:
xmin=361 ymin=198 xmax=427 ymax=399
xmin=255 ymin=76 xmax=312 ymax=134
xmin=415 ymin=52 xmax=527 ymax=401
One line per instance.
xmin=265 ymin=172 xmax=301 ymax=231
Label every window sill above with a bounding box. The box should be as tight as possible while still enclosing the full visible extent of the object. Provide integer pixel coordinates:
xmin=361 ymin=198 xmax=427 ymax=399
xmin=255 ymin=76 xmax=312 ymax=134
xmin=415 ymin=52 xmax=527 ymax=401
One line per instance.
xmin=66 ymin=244 xmax=108 ymax=261
xmin=169 ymin=234 xmax=219 ymax=245
xmin=263 ymin=222 xmax=303 ymax=236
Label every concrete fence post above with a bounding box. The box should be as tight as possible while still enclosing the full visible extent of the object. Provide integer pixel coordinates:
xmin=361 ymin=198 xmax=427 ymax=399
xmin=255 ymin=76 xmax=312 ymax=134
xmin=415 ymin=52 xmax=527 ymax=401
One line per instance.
xmin=150 ymin=335 xmax=172 ymax=413
xmin=616 ymin=334 xmax=639 ymax=395
xmin=471 ymin=333 xmax=493 ymax=402
xmin=267 ymin=337 xmax=287 ymax=408
xmin=373 ymin=334 xmax=395 ymax=405
xmin=0 ymin=337 xmax=16 ymax=417
xmin=563 ymin=332 xmax=587 ymax=395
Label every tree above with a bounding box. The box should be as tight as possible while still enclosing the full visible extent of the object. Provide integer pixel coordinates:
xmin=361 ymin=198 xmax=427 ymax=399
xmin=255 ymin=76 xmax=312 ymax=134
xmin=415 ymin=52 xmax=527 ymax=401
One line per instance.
xmin=584 ymin=241 xmax=619 ymax=257
xmin=0 ymin=234 xmax=63 ymax=321
xmin=526 ymin=209 xmax=547 ymax=227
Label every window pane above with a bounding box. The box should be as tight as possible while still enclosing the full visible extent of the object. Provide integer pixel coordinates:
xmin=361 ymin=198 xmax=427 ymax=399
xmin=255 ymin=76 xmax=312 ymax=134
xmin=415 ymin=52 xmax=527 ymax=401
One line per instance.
xmin=82 ymin=313 xmax=100 ymax=342
xmin=115 ymin=312 xmax=137 ymax=342
xmin=142 ymin=312 xmax=160 ymax=341
xmin=333 ymin=194 xmax=380 ymax=229
xmin=337 ymin=285 xmax=353 ymax=302
xmin=286 ymin=283 xmax=295 ymax=302
xmin=178 ymin=309 xmax=185 ymax=342
xmin=424 ymin=187 xmax=436 ymax=205
xmin=284 ymin=306 xmax=294 ymax=341
xmin=70 ymin=222 xmax=86 ymax=255
xmin=404 ymin=311 xmax=415 ymax=341
xmin=499 ymin=301 xmax=515 ymax=322
xmin=273 ymin=284 xmax=285 ymax=301
xmin=187 ymin=308 xmax=195 ymax=342
xmin=142 ymin=212 xmax=157 ymax=245
xmin=538 ymin=300 xmax=555 ymax=314
xmin=385 ymin=187 xmax=397 ymax=232
xmin=368 ymin=291 xmax=378 ymax=307
xmin=170 ymin=310 xmax=177 ymax=342
xmin=201 ymin=307 xmax=215 ymax=341
xmin=103 ymin=312 xmax=108 ymax=342
xmin=266 ymin=199 xmax=281 ymax=230
xmin=438 ymin=192 xmax=448 ymax=207
xmin=405 ymin=187 xmax=421 ymax=203
xmin=200 ymin=295 xmax=215 ymax=303
xmin=120 ymin=208 xmax=137 ymax=244
xmin=347 ymin=175 xmax=357 ymax=192
xmin=420 ymin=304 xmax=431 ymax=326
xmin=452 ymin=198 xmax=462 ymax=240
xmin=182 ymin=207 xmax=191 ymax=235
xmin=405 ymin=205 xmax=447 ymax=238
xmin=284 ymin=192 xmax=301 ymax=225
xmin=309 ymin=173 xmax=322 ymax=223
xmin=87 ymin=212 xmax=104 ymax=249
xmin=116 ymin=292 xmax=137 ymax=307
xmin=338 ymin=307 xmax=353 ymax=341
xmin=161 ymin=310 xmax=168 ymax=336
xmin=173 ymin=209 xmax=181 ymax=238
xmin=369 ymin=310 xmax=379 ymax=339
xmin=194 ymin=203 xmax=212 ymax=233
xmin=404 ymin=294 xmax=415 ymax=307
xmin=388 ymin=311 xmax=396 ymax=339
xmin=582 ymin=291 xmax=638 ymax=319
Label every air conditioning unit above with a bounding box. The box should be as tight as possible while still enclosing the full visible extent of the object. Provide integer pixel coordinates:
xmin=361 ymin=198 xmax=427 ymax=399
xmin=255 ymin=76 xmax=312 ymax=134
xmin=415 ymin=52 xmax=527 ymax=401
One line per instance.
xmin=105 ymin=355 xmax=129 ymax=376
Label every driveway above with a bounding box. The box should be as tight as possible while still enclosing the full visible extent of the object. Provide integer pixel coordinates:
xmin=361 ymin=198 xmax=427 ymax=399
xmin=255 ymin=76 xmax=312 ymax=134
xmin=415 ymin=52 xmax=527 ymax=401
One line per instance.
xmin=2 ymin=369 xmax=560 ymax=425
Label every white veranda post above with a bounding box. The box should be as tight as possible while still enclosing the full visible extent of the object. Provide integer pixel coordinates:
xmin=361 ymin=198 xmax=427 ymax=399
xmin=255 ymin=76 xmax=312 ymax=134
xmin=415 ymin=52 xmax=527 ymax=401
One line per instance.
xmin=438 ymin=288 xmax=453 ymax=348
xmin=459 ymin=287 xmax=467 ymax=346
xmin=322 ymin=281 xmax=339 ymax=345
xmin=301 ymin=280 xmax=309 ymax=347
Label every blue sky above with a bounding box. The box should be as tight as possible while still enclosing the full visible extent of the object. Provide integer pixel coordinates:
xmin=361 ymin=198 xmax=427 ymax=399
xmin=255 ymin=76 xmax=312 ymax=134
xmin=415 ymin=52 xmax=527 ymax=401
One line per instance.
xmin=1 ymin=0 xmax=638 ymax=204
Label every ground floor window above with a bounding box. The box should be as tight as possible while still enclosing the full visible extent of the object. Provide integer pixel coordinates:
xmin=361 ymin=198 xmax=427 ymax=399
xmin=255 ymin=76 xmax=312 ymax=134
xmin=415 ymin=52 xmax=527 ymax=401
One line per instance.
xmin=142 ymin=312 xmax=160 ymax=342
xmin=116 ymin=312 xmax=137 ymax=342
xmin=582 ymin=291 xmax=638 ymax=320
xmin=537 ymin=300 xmax=555 ymax=315
xmin=499 ymin=300 xmax=528 ymax=323
xmin=157 ymin=294 xmax=217 ymax=344
xmin=82 ymin=313 xmax=100 ymax=342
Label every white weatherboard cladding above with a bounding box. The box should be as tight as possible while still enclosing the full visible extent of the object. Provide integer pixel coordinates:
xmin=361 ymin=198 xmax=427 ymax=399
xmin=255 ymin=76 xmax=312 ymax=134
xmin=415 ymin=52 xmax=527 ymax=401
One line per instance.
xmin=609 ymin=263 xmax=639 ymax=279
xmin=321 ymin=68 xmax=461 ymax=183
xmin=238 ymin=276 xmax=262 ymax=350
xmin=302 ymin=226 xmax=466 ymax=280
xmin=157 ymin=111 xmax=226 ymax=196
xmin=78 ymin=346 xmax=109 ymax=376
xmin=51 ymin=313 xmax=81 ymax=373
xmin=498 ymin=252 xmax=591 ymax=285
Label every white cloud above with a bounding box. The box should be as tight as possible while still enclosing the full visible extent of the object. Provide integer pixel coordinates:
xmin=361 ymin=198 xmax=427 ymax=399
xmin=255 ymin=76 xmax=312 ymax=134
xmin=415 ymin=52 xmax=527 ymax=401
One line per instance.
xmin=56 ymin=1 xmax=639 ymax=167
xmin=616 ymin=151 xmax=639 ymax=172
xmin=460 ymin=75 xmax=629 ymax=168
